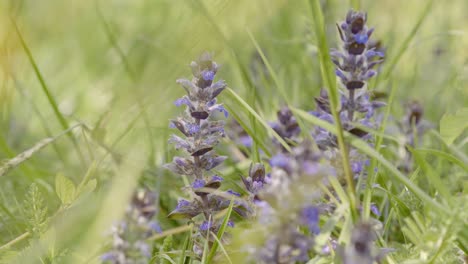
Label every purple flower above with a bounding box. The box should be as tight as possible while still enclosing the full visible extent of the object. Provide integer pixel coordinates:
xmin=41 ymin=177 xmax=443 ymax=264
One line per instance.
xmin=335 ymin=69 xmax=348 ymax=80
xmin=211 ymin=175 xmax=223 ymax=181
xmin=176 ymin=199 xmax=191 ymax=209
xmin=354 ymin=33 xmax=369 ymax=44
xmin=174 ymin=96 xmax=191 ymax=107
xmin=186 ymin=123 xmax=200 ymax=135
xmin=192 ymin=179 xmax=206 ymax=189
xmin=227 ymin=189 xmax=241 ymax=197
xmin=148 ymin=221 xmax=162 ymax=233
xmin=101 ymin=252 xmax=117 ymax=262
xmin=200 ymin=220 xmax=212 ymax=231
xmin=370 ymin=203 xmax=381 ymax=217
xmin=202 ymin=70 xmax=215 ymax=81
xmin=301 ymin=206 xmax=320 ymax=234
xmin=269 ymin=154 xmax=290 ymax=169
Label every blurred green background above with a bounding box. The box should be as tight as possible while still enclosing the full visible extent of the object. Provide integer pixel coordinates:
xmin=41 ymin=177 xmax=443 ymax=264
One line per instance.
xmin=0 ymin=0 xmax=467 ymax=262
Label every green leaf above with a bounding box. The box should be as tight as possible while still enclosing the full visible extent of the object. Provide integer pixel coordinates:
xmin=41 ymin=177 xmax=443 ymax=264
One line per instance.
xmin=440 ymin=108 xmax=468 ymax=145
xmin=55 ymin=173 xmax=76 ymax=205
xmin=206 ymin=199 xmax=234 ymax=263
xmin=76 ymin=179 xmax=97 ymax=199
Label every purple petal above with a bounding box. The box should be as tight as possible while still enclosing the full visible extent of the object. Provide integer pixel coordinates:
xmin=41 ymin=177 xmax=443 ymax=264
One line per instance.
xmin=354 ymin=34 xmax=369 ymax=44
xmin=227 ymin=189 xmax=241 ymax=197
xmin=202 ymin=70 xmax=215 ymax=81
xmin=211 ymin=175 xmax=223 ymax=182
xmin=371 ymin=203 xmax=381 ymax=217
xmin=192 ymin=179 xmax=206 ymax=189
xmin=176 ymin=199 xmax=191 ymax=209
xmin=269 ymin=154 xmax=289 ymax=169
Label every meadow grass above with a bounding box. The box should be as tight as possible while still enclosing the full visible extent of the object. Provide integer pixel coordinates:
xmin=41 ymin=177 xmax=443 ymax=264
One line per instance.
xmin=0 ymin=0 xmax=467 ymax=263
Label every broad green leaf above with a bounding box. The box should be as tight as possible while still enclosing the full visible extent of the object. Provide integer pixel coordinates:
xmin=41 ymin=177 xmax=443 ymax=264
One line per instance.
xmin=55 ymin=173 xmax=76 ymax=205
xmin=76 ymin=179 xmax=97 ymax=198
xmin=440 ymin=108 xmax=468 ymax=145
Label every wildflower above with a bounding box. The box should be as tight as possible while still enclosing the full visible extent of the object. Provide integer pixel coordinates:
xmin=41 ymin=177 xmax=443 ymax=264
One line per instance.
xmin=246 ymin=140 xmax=335 ymax=263
xmin=338 ymin=221 xmax=389 ymax=264
xmin=312 ymin=10 xmax=386 ymax=181
xmin=164 ymin=52 xmax=241 ymax=255
xmin=101 ymin=189 xmax=161 ymax=264
xmin=270 ymin=107 xmax=301 ymax=148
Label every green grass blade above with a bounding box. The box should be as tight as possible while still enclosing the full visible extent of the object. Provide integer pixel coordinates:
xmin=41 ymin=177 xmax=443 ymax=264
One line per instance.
xmin=224 ymin=88 xmax=291 ymax=153
xmin=178 ymin=226 xmax=193 ymax=264
xmin=209 ymin=231 xmax=233 ymax=264
xmin=11 ymin=18 xmax=86 ymax=167
xmin=306 ymin=0 xmax=356 ymax=219
xmin=206 ymin=199 xmax=234 ymax=264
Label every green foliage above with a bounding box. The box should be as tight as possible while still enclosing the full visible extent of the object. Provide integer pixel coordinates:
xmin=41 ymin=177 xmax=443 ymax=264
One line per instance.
xmin=159 ymin=235 xmax=174 ymax=264
xmin=55 ymin=173 xmax=76 ymax=206
xmin=23 ymin=183 xmax=48 ymax=238
xmin=0 ymin=0 xmax=467 ymax=263
xmin=440 ymin=108 xmax=468 ymax=145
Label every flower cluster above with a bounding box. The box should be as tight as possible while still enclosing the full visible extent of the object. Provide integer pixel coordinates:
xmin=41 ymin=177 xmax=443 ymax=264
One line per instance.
xmin=245 ymin=139 xmax=334 ymax=263
xmin=164 ymin=52 xmax=244 ymax=253
xmin=338 ymin=222 xmax=380 ymax=264
xmin=270 ymin=107 xmax=301 ymax=148
xmin=101 ymin=189 xmax=161 ymax=264
xmin=311 ymin=10 xmax=385 ymax=180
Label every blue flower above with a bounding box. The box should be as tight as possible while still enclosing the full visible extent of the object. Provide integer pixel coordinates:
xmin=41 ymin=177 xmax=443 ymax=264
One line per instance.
xmin=176 ymin=199 xmax=191 ymax=209
xmin=192 ymin=179 xmax=206 ymax=189
xmin=269 ymin=153 xmax=290 ymax=169
xmin=101 ymin=252 xmax=117 ymax=262
xmin=174 ymin=97 xmax=191 ymax=107
xmin=335 ymin=69 xmax=347 ymax=80
xmin=354 ymin=33 xmax=369 ymax=44
xmin=211 ymin=175 xmax=223 ymax=182
xmin=301 ymin=206 xmax=320 ymax=234
xmin=202 ymin=70 xmax=215 ymax=81
xmin=227 ymin=189 xmax=241 ymax=197
xmin=370 ymin=203 xmax=381 ymax=217
xmin=200 ymin=220 xmax=212 ymax=231
xmin=186 ymin=123 xmax=200 ymax=135
xmin=148 ymin=221 xmax=162 ymax=233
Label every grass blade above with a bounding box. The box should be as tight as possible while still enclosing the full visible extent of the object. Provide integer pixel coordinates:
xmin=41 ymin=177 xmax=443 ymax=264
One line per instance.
xmin=224 ymin=88 xmax=291 ymax=153
xmin=0 ymin=124 xmax=82 ymax=178
xmin=11 ymin=18 xmax=86 ymax=167
xmin=306 ymin=0 xmax=356 ymax=219
xmin=206 ymin=199 xmax=234 ymax=264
